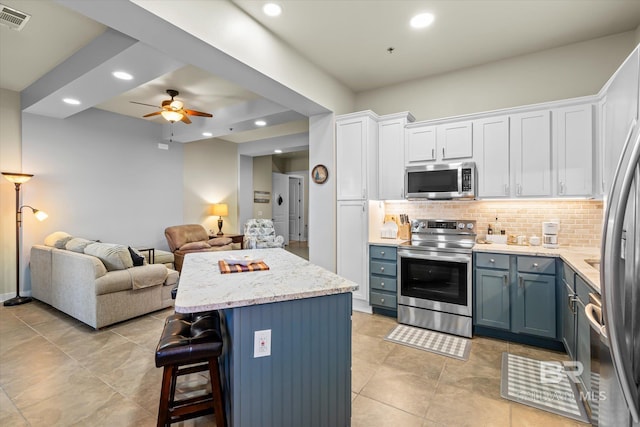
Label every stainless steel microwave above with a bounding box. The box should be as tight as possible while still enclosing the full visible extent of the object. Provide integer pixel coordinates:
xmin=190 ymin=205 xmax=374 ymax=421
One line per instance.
xmin=405 ymin=162 xmax=476 ymax=200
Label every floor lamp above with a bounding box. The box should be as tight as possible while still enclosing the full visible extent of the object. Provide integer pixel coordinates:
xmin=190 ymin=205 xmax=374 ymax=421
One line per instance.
xmin=2 ymin=172 xmax=48 ymax=306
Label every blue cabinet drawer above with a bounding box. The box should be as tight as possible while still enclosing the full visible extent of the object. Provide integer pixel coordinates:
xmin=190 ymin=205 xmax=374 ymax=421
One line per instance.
xmin=475 ymin=253 xmax=510 ymax=270
xmin=370 ymin=276 xmax=397 ymax=292
xmin=370 ymin=291 xmax=397 ymax=309
xmin=370 ymin=260 xmax=396 ymax=277
xmin=370 ymin=245 xmax=397 ymax=261
xmin=517 ymin=256 xmax=555 ymax=275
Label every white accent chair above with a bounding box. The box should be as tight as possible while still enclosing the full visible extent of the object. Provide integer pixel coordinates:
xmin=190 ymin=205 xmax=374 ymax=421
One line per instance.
xmin=243 ymin=219 xmax=285 ymax=249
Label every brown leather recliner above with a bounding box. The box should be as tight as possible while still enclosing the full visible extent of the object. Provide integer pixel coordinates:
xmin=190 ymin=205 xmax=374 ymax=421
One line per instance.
xmin=164 ymin=224 xmax=233 ymax=272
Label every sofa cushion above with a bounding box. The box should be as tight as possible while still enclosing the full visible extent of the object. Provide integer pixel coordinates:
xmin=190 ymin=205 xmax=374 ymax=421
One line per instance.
xmin=65 ymin=237 xmax=94 ymax=253
xmin=128 ymin=264 xmax=168 ymax=289
xmin=84 ymin=243 xmax=134 ymax=271
xmin=179 ymin=241 xmax=211 ymax=251
xmin=208 ymin=237 xmax=232 ymax=247
xmin=128 ymin=247 xmax=145 ymax=266
xmin=44 ymin=231 xmax=72 ymax=248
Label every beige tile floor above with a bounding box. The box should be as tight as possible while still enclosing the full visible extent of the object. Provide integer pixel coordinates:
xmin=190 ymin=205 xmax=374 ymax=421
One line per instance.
xmin=284 ymin=240 xmax=309 ymax=260
xmin=0 ymin=302 xmax=591 ymax=426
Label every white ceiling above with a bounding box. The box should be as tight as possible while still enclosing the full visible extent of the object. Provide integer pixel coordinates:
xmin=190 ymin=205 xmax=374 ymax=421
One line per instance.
xmin=2 ymin=0 xmax=640 ymax=144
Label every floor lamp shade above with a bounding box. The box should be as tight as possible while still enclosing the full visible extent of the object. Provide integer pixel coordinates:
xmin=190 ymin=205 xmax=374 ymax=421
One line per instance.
xmin=212 ymin=203 xmax=228 ymax=235
xmin=2 ymin=172 xmax=48 ymax=306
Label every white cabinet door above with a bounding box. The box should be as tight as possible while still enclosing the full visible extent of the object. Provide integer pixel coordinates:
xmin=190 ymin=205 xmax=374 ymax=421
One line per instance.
xmin=474 ymin=116 xmax=510 ymax=198
xmin=438 ymin=121 xmax=473 ymax=160
xmin=553 ymin=104 xmax=593 ymax=197
xmin=336 ymin=113 xmax=378 ymax=200
xmin=337 ymin=201 xmax=368 ymax=303
xmin=406 ymin=126 xmax=436 ymax=165
xmin=510 ymin=110 xmax=552 ymax=197
xmin=601 ymin=47 xmax=639 ymax=195
xmin=379 ymin=114 xmax=413 ymax=200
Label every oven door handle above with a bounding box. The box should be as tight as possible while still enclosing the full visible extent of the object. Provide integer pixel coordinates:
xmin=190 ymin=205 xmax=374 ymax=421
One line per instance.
xmin=398 ymin=251 xmax=471 ymax=264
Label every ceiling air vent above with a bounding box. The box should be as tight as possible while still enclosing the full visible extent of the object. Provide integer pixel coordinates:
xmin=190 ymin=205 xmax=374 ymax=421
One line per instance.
xmin=0 ymin=4 xmax=31 ymax=31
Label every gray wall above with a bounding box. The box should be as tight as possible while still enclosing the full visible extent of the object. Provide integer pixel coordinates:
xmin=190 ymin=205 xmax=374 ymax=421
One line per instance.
xmin=21 ymin=108 xmax=183 ymax=290
xmin=355 ymin=32 xmax=639 ymax=121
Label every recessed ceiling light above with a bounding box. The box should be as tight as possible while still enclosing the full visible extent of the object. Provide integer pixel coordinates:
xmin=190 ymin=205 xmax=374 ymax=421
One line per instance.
xmin=112 ymin=71 xmax=133 ymax=80
xmin=274 ymin=149 xmax=283 ymax=154
xmin=410 ymin=12 xmax=435 ymax=29
xmin=263 ymin=3 xmax=282 ymax=17
xmin=63 ymin=98 xmax=81 ymax=105
xmin=255 ymin=120 xmax=267 ymax=126
xmin=202 ymin=132 xmax=213 ymax=137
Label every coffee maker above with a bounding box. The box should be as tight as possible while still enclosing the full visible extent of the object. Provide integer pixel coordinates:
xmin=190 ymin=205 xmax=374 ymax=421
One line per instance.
xmin=542 ymin=220 xmax=560 ymax=248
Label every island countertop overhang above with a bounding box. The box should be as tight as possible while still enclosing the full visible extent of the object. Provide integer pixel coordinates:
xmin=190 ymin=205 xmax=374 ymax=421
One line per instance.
xmin=175 ymin=248 xmax=358 ymax=313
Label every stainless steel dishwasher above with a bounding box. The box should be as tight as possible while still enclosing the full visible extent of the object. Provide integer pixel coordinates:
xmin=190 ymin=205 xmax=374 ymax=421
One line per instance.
xmin=586 ymin=293 xmax=634 ymax=426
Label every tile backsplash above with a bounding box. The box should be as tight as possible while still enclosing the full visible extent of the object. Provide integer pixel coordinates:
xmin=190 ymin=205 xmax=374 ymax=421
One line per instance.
xmin=384 ymin=199 xmax=603 ymax=248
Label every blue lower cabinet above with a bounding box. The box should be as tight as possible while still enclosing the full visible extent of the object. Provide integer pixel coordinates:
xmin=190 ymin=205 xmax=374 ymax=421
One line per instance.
xmin=474 ymin=253 xmax=559 ymax=344
xmin=369 ymin=245 xmax=397 ymax=316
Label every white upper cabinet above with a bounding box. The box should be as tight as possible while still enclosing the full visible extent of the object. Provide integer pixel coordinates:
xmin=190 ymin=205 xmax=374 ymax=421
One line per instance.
xmin=405 ymin=121 xmax=473 ymax=166
xmin=406 ymin=125 xmax=437 ymax=165
xmin=510 ymin=110 xmax=552 ymax=197
xmin=474 ymin=116 xmax=510 ymax=198
xmin=336 ymin=112 xmax=379 ymax=200
xmin=378 ymin=112 xmax=414 ymax=200
xmin=553 ymin=104 xmax=593 ymax=197
xmin=438 ymin=121 xmax=473 ymax=160
xmin=600 ymin=47 xmax=639 ymax=196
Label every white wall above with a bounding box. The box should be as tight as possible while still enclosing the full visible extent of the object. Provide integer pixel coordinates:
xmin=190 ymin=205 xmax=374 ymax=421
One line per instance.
xmin=183 ymin=138 xmax=239 ymax=235
xmin=0 ymin=88 xmax=22 ymax=299
xmin=21 ymin=108 xmax=184 ymax=291
xmin=355 ymin=32 xmax=638 ymax=121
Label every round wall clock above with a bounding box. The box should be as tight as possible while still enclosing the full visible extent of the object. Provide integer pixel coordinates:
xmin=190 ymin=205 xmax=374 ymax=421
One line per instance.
xmin=311 ymin=164 xmax=328 ymax=184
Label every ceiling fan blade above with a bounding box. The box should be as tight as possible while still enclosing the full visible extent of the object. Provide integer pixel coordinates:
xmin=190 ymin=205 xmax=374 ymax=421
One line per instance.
xmin=180 ymin=114 xmax=192 ymax=124
xmin=184 ymin=109 xmax=213 ymax=118
xmin=143 ymin=111 xmax=162 ymax=118
xmin=130 ymin=101 xmax=159 ymax=108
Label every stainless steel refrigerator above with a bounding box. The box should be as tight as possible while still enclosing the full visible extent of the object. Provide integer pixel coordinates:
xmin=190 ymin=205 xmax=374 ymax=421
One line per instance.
xmin=600 ymin=108 xmax=640 ymax=425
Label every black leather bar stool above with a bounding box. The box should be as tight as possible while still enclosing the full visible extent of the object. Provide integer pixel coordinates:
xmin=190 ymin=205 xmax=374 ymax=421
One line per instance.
xmin=155 ymin=311 xmax=226 ymax=427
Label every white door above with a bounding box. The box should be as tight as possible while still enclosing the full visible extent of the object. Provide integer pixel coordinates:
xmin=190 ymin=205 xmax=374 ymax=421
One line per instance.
xmin=288 ymin=177 xmax=302 ymax=241
xmin=510 ymin=110 xmax=552 ymax=197
xmin=272 ymin=172 xmax=289 ymax=245
xmin=438 ymin=121 xmax=473 ymax=160
xmin=475 ymin=116 xmax=510 ymax=198
xmin=553 ymin=104 xmax=593 ymax=197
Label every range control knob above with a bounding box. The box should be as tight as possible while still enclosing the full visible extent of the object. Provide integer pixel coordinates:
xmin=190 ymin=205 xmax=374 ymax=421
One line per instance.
xmin=466 ymin=223 xmax=474 ymax=230
xmin=419 ymin=221 xmax=426 ymax=228
xmin=458 ymin=222 xmax=465 ymax=229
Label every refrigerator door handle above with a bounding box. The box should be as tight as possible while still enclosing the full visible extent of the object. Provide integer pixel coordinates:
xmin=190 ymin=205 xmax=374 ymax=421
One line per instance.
xmin=602 ymin=126 xmax=640 ymax=423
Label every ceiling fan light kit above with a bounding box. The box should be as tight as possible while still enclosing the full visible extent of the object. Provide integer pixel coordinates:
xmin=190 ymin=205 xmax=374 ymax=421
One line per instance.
xmin=132 ymin=89 xmax=212 ymax=125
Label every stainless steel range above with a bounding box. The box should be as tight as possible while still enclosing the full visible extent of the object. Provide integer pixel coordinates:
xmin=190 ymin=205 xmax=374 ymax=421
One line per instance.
xmin=397 ymin=219 xmax=476 ymax=337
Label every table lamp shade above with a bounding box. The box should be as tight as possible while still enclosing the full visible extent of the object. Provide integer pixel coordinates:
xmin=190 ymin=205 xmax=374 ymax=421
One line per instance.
xmin=212 ymin=204 xmax=228 ymax=217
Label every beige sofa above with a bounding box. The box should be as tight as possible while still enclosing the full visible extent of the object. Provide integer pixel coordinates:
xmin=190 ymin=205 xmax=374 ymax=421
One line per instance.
xmin=30 ymin=238 xmax=179 ymax=329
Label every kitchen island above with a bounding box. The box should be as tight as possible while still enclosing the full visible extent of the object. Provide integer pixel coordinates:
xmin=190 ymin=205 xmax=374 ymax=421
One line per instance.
xmin=176 ymin=248 xmax=358 ymax=427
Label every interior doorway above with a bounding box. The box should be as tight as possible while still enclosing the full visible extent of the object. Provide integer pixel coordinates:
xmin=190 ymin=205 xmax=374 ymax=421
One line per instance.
xmin=288 ymin=176 xmax=304 ymax=242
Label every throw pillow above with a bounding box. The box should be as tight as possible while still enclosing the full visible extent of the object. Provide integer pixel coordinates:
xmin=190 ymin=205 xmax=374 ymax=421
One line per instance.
xmin=128 ymin=247 xmax=145 ymax=266
xmin=65 ymin=237 xmax=94 ymax=253
xmin=84 ymin=243 xmax=134 ymax=271
xmin=208 ymin=237 xmax=232 ymax=246
xmin=179 ymin=241 xmax=211 ymax=251
xmin=44 ymin=231 xmax=71 ymax=248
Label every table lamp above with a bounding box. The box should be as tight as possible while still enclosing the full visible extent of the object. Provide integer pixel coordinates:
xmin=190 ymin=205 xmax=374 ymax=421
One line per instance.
xmin=2 ymin=172 xmax=48 ymax=306
xmin=212 ymin=203 xmax=228 ymax=235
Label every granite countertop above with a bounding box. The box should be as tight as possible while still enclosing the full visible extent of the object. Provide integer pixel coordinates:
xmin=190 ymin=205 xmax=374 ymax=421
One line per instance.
xmin=175 ymin=248 xmax=359 ymax=313
xmin=473 ymin=243 xmax=601 ymax=292
xmin=369 ymin=239 xmax=601 ymax=293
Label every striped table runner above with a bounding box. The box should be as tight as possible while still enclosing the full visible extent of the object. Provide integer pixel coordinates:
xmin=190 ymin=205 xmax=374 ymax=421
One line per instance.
xmin=218 ymin=260 xmax=270 ymax=274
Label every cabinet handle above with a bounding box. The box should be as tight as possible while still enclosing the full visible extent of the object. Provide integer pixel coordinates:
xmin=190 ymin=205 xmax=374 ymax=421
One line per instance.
xmin=380 ymin=298 xmax=385 ymax=303
xmin=362 ymin=189 xmax=366 ymax=199
xmin=381 ymin=282 xmax=385 ymax=287
xmin=519 ymin=276 xmax=524 ymax=288
xmin=503 ymin=275 xmax=508 ymax=286
xmin=380 ymin=251 xmax=385 ymax=255
xmin=517 ymin=184 xmax=522 ymax=195
xmin=568 ymin=294 xmax=577 ymax=315
xmin=442 ymin=147 xmax=446 ymax=158
xmin=559 ymin=181 xmax=565 ymax=195
xmin=490 ymin=258 xmax=495 ymax=263
xmin=533 ymin=263 xmax=539 ymax=268
xmin=380 ymin=267 xmax=385 ymax=272
xmin=431 ymin=148 xmax=435 ymax=159
xmin=504 ymin=184 xmax=509 ymax=195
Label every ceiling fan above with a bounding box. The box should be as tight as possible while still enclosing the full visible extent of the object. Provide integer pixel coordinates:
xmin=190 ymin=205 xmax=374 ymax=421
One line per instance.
xmin=131 ymin=89 xmax=213 ymax=124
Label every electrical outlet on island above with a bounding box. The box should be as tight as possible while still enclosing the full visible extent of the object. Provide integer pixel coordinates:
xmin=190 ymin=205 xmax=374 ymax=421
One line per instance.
xmin=254 ymin=329 xmax=271 ymax=358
